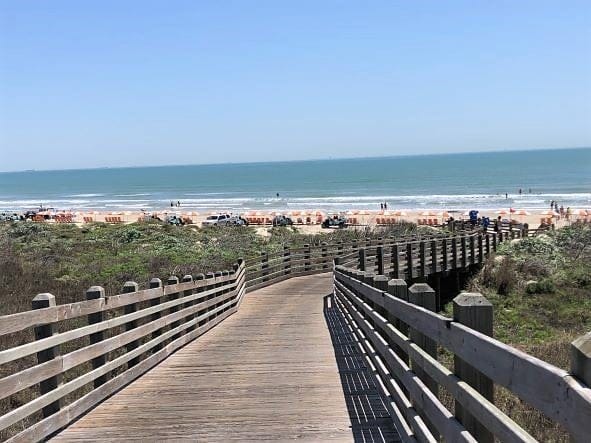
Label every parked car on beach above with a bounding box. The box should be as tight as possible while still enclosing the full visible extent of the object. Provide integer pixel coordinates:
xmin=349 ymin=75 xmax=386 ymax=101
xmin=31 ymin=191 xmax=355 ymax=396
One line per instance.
xmin=201 ymin=214 xmax=247 ymax=227
xmin=322 ymin=214 xmax=348 ymax=229
xmin=272 ymin=215 xmax=293 ymax=227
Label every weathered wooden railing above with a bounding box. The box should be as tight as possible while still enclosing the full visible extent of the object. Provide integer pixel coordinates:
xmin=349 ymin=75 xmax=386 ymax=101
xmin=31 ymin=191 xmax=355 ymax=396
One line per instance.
xmin=244 ymin=229 xmax=495 ymax=291
xmin=0 ymin=229 xmax=520 ymax=442
xmin=333 ymin=256 xmax=591 ymax=442
xmin=0 ymin=261 xmax=246 ymax=442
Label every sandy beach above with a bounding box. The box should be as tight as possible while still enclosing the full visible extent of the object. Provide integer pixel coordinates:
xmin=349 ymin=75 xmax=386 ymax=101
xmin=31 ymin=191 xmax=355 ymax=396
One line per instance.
xmin=23 ymin=207 xmax=588 ymax=234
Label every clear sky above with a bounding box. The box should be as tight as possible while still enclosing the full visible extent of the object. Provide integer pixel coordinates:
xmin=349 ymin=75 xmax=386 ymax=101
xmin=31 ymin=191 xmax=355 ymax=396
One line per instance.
xmin=0 ymin=1 xmax=590 ymax=172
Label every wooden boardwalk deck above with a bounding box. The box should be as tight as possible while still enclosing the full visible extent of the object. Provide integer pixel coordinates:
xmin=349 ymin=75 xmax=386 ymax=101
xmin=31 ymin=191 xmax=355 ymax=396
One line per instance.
xmin=52 ymin=273 xmax=399 ymax=442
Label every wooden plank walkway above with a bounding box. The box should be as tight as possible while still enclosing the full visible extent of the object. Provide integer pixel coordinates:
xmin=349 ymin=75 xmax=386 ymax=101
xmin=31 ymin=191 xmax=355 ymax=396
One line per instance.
xmin=52 ymin=274 xmax=399 ymax=442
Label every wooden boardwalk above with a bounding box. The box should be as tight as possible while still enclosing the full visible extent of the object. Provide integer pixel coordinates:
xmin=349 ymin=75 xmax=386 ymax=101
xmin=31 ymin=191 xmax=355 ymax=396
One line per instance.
xmin=52 ymin=273 xmax=399 ymax=442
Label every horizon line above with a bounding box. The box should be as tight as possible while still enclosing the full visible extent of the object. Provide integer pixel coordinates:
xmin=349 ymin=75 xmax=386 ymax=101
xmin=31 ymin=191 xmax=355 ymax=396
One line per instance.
xmin=1 ymin=145 xmax=589 ymax=174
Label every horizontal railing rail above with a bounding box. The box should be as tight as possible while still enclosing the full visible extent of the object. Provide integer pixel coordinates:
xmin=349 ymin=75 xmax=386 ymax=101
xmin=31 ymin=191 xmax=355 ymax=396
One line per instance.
xmin=333 ymin=261 xmax=591 ymax=442
xmin=0 ymin=261 xmax=246 ymax=442
xmin=0 ymin=227 xmax=525 ymax=442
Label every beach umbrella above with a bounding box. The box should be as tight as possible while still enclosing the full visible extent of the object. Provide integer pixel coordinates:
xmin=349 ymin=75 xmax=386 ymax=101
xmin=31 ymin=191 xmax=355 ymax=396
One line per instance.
xmin=420 ymin=211 xmax=437 ymax=217
xmin=514 ymin=210 xmax=530 ymax=216
xmin=574 ymin=209 xmax=588 ymax=217
xmin=496 ymin=209 xmax=510 ymax=216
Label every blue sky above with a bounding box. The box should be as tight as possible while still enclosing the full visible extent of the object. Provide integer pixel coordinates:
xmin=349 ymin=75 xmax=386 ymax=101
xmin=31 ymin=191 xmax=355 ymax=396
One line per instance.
xmin=0 ymin=1 xmax=590 ymax=172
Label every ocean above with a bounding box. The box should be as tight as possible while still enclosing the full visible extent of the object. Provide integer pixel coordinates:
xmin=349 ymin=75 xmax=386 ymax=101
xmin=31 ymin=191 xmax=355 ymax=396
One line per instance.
xmin=0 ymin=148 xmax=589 ymax=213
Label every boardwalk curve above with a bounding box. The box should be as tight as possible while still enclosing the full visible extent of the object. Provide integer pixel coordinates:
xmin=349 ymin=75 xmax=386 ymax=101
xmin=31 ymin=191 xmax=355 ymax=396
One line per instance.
xmin=52 ymin=274 xmax=399 ymax=442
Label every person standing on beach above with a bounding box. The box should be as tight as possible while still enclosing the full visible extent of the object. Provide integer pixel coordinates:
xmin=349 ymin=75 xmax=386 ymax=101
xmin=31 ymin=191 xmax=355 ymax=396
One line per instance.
xmin=380 ymin=203 xmax=383 ymax=210
xmin=384 ymin=202 xmax=388 ymax=210
xmin=505 ymin=193 xmax=508 ymax=199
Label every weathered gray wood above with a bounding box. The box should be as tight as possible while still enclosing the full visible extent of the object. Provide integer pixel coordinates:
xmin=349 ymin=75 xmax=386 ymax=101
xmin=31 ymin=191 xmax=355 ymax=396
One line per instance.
xmin=123 ymin=281 xmax=140 ymax=368
xmin=376 ymin=245 xmax=384 ymax=275
xmin=181 ymin=275 xmax=195 ymax=335
xmin=453 ymin=293 xmax=494 ymax=443
xmin=149 ymin=277 xmax=163 ymax=353
xmin=430 ymin=240 xmax=438 ymax=274
xmin=358 ymin=248 xmax=366 ymax=271
xmin=419 ymin=242 xmax=427 ymax=277
xmin=391 ymin=244 xmax=401 ymax=279
xmin=406 ymin=243 xmax=413 ymax=279
xmin=86 ymin=286 xmax=108 ymax=388
xmin=32 ymin=293 xmax=62 ymax=419
xmin=167 ymin=276 xmax=181 ymax=343
xmin=452 ymin=237 xmax=458 ymax=269
xmin=571 ymin=333 xmax=591 ymax=388
xmin=461 ymin=237 xmax=467 ymax=268
xmin=283 ymin=245 xmax=291 ymax=275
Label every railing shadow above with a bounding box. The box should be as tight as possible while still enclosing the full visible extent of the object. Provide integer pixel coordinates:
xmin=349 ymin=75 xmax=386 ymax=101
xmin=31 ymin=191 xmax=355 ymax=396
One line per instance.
xmin=323 ymin=294 xmax=401 ymax=443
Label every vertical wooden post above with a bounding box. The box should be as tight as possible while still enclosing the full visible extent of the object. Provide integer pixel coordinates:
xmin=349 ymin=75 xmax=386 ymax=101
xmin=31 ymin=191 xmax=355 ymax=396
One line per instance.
xmin=453 ymin=293 xmax=494 ymax=443
xmin=386 ymin=279 xmax=410 ymax=366
xmin=321 ymin=242 xmax=329 ymax=270
xmin=122 ymin=281 xmax=140 ymax=367
xmin=478 ymin=234 xmax=484 ymax=263
xmin=408 ymin=284 xmax=438 ymax=394
xmin=86 ymin=286 xmax=108 ymax=388
xmin=167 ymin=276 xmax=181 ymax=341
xmin=406 ymin=243 xmax=414 ymax=280
xmin=469 ymin=236 xmax=476 ymax=265
xmin=441 ymin=238 xmax=448 ymax=271
xmin=430 ymin=239 xmax=438 ymax=274
xmin=373 ymin=275 xmax=388 ymax=317
xmin=358 ymin=248 xmax=366 ymax=271
xmin=461 ymin=236 xmax=467 ymax=269
xmin=492 ymin=232 xmax=497 ymax=251
xmin=419 ymin=241 xmax=427 ymax=277
xmin=499 ymin=231 xmax=504 ymax=243
xmin=485 ymin=234 xmax=491 ymax=256
xmin=570 ymin=334 xmax=591 ymax=441
xmin=261 ymin=252 xmax=269 ymax=281
xmin=304 ymin=243 xmax=311 ymax=271
xmin=182 ymin=274 xmax=194 ymax=334
xmin=452 ymin=236 xmax=458 ymax=269
xmin=149 ymin=277 xmax=163 ymax=353
xmin=376 ymin=245 xmax=384 ymax=275
xmin=408 ymin=283 xmax=438 ymax=437
xmin=32 ymin=293 xmax=62 ymax=418
xmin=571 ymin=332 xmax=591 ymax=386
xmin=392 ymin=244 xmax=400 ymax=279
xmin=337 ymin=241 xmax=344 ymax=257
xmin=283 ymin=245 xmax=291 ymax=275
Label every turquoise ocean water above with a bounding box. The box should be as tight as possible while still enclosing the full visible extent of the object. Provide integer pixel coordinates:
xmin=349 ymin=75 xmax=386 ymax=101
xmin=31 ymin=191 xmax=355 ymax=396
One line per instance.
xmin=0 ymin=148 xmax=589 ymax=212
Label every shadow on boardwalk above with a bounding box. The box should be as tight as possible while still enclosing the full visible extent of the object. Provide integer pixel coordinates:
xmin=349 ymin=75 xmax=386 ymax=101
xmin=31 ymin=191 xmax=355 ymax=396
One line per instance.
xmin=323 ymin=294 xmax=401 ymax=443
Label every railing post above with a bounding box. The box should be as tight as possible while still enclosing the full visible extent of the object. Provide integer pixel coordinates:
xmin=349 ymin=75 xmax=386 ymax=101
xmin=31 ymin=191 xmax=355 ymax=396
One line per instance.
xmin=304 ymin=244 xmax=311 ymax=271
xmin=123 ymin=281 xmax=140 ymax=368
xmin=167 ymin=276 xmax=181 ymax=340
xmin=376 ymin=245 xmax=384 ymax=275
xmin=461 ymin=236 xmax=467 ymax=269
xmin=499 ymin=230 xmax=504 ymax=243
xmin=419 ymin=241 xmax=427 ymax=277
xmin=86 ymin=286 xmax=108 ymax=388
xmin=452 ymin=236 xmax=458 ymax=269
xmin=485 ymin=234 xmax=491 ymax=256
xmin=406 ymin=243 xmax=413 ymax=279
xmin=570 ymin=334 xmax=591 ymax=441
xmin=182 ymin=274 xmax=195 ymax=334
xmin=441 ymin=238 xmax=448 ymax=271
xmin=283 ymin=245 xmax=291 ymax=275
xmin=453 ymin=293 xmax=494 ymax=443
xmin=571 ymin=332 xmax=591 ymax=386
xmin=321 ymin=242 xmax=329 ymax=270
xmin=358 ymin=248 xmax=366 ymax=272
xmin=430 ymin=239 xmax=438 ymax=274
xmin=478 ymin=234 xmax=484 ymax=263
xmin=149 ymin=277 xmax=163 ymax=352
xmin=32 ymin=293 xmax=62 ymax=418
xmin=386 ymin=279 xmax=410 ymax=366
xmin=469 ymin=235 xmax=476 ymax=265
xmin=337 ymin=241 xmax=343 ymax=257
xmin=492 ymin=232 xmax=497 ymax=251
xmin=391 ymin=244 xmax=400 ymax=278
xmin=408 ymin=283 xmax=438 ymax=437
xmin=261 ymin=252 xmax=269 ymax=281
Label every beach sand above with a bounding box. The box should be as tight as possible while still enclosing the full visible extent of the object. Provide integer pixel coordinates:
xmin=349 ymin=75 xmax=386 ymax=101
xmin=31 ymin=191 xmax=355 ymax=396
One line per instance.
xmin=44 ymin=208 xmax=583 ymax=234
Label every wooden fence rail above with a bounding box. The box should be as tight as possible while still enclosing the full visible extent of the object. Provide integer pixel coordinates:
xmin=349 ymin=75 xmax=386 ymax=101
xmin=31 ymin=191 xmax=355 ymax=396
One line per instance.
xmin=0 ymin=261 xmax=246 ymax=442
xmin=333 ymin=258 xmax=591 ymax=442
xmin=0 ymin=228 xmax=528 ymax=442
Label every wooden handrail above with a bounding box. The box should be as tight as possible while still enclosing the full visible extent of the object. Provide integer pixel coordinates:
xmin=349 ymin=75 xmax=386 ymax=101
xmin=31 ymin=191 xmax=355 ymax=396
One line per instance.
xmin=333 ymin=264 xmax=591 ymax=442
